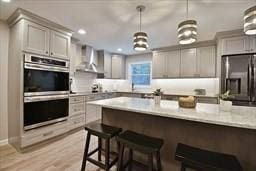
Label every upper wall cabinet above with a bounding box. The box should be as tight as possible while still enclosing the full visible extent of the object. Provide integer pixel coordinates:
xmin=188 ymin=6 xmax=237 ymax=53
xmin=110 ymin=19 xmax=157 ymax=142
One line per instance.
xmin=197 ymin=46 xmax=216 ymax=77
xmin=153 ymin=45 xmax=216 ymax=78
xmin=50 ymin=30 xmax=70 ymax=60
xmin=221 ymin=35 xmax=256 ymax=55
xmin=152 ymin=50 xmax=180 ymax=78
xmin=111 ymin=54 xmax=125 ymax=79
xmin=166 ymin=50 xmax=181 ymax=77
xmin=180 ymin=48 xmax=197 ymax=77
xmin=152 ymin=51 xmax=167 ymax=78
xmin=23 ymin=20 xmax=50 ymax=56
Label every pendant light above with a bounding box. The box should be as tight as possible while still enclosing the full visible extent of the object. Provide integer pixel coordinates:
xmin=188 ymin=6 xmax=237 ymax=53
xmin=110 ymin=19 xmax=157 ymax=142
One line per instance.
xmin=178 ymin=0 xmax=197 ymax=45
xmin=244 ymin=5 xmax=256 ymax=35
xmin=133 ymin=5 xmax=149 ymax=51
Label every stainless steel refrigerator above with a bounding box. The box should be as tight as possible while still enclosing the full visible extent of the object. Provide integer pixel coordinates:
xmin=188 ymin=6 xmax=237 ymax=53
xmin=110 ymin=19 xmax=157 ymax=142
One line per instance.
xmin=221 ymin=54 xmax=256 ymax=106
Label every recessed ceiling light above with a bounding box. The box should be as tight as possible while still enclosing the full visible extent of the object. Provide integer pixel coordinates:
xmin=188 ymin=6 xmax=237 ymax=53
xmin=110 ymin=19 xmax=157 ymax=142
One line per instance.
xmin=78 ymin=29 xmax=86 ymax=35
xmin=117 ymin=48 xmax=122 ymax=52
xmin=2 ymin=0 xmax=11 ymax=2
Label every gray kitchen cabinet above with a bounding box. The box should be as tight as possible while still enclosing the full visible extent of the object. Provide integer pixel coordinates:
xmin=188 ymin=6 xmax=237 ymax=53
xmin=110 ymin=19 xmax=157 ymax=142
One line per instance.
xmin=69 ymin=96 xmax=86 ymax=131
xmin=23 ymin=20 xmax=50 ymax=56
xmin=111 ymin=54 xmax=125 ymax=79
xmin=152 ymin=50 xmax=180 ymax=78
xmin=180 ymin=48 xmax=197 ymax=77
xmin=166 ymin=50 xmax=181 ymax=77
xmin=23 ymin=20 xmax=71 ymax=60
xmin=152 ymin=51 xmax=166 ymax=78
xmin=97 ymin=50 xmax=112 ymax=78
xmin=196 ymin=97 xmax=218 ymax=104
xmin=197 ymin=46 xmax=216 ymax=77
xmin=221 ymin=36 xmax=250 ymax=55
xmin=104 ymin=52 xmax=112 ymax=78
xmin=50 ymin=30 xmax=70 ymax=60
xmin=249 ymin=36 xmax=256 ymax=53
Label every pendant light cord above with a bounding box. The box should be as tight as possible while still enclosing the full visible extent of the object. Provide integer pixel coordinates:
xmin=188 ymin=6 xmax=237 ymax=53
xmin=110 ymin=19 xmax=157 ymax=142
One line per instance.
xmin=186 ymin=0 xmax=188 ymax=19
xmin=139 ymin=8 xmax=142 ymax=31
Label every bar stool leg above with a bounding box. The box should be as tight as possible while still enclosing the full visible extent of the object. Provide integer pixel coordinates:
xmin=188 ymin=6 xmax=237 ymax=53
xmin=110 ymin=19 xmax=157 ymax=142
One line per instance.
xmin=181 ymin=163 xmax=186 ymax=171
xmin=128 ymin=149 xmax=133 ymax=171
xmin=117 ymin=144 xmax=125 ymax=171
xmin=98 ymin=137 xmax=102 ymax=161
xmin=81 ymin=132 xmax=91 ymax=171
xmin=105 ymin=138 xmax=110 ymax=171
xmin=148 ymin=153 xmax=154 ymax=171
xmin=156 ymin=151 xmax=162 ymax=171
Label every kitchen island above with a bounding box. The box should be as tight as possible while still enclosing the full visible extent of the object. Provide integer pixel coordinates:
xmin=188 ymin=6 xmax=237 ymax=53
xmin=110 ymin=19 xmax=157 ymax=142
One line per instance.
xmin=87 ymin=97 xmax=256 ymax=170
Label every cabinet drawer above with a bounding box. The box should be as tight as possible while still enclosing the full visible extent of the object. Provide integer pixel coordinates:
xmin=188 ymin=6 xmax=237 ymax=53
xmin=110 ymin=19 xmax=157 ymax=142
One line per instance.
xmin=21 ymin=121 xmax=68 ymax=148
xmin=69 ymin=102 xmax=85 ymax=117
xmin=197 ymin=97 xmax=218 ymax=104
xmin=69 ymin=96 xmax=86 ymax=104
xmin=69 ymin=115 xmax=85 ymax=130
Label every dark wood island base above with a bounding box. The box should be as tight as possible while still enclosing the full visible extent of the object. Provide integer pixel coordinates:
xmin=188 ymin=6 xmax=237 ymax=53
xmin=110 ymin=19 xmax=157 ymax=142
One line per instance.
xmin=102 ymin=107 xmax=256 ymax=171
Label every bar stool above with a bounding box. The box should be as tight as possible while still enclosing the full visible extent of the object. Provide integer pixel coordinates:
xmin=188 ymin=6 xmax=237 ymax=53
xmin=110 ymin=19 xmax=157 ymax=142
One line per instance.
xmin=117 ymin=130 xmax=164 ymax=171
xmin=175 ymin=143 xmax=243 ymax=171
xmin=81 ymin=122 xmax=122 ymax=171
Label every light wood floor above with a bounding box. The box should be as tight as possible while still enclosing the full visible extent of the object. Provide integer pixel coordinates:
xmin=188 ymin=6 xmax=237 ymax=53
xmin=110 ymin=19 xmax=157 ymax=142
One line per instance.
xmin=0 ymin=130 xmax=116 ymax=171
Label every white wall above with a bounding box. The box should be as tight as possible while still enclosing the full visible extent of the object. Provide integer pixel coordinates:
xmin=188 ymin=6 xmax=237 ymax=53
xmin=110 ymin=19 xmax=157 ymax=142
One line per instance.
xmin=0 ymin=20 xmax=9 ymax=142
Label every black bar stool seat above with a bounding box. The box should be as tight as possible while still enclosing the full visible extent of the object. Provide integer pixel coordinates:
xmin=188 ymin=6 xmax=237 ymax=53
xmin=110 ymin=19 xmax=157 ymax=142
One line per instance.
xmin=85 ymin=122 xmax=122 ymax=139
xmin=175 ymin=143 xmax=243 ymax=171
xmin=81 ymin=122 xmax=122 ymax=171
xmin=117 ymin=130 xmax=164 ymax=171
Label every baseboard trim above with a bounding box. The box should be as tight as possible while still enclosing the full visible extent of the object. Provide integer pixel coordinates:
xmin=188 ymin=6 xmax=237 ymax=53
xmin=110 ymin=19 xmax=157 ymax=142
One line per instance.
xmin=0 ymin=139 xmax=8 ymax=146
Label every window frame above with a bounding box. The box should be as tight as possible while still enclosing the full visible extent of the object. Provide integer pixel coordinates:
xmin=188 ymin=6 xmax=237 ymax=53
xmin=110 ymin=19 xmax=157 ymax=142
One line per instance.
xmin=128 ymin=61 xmax=152 ymax=88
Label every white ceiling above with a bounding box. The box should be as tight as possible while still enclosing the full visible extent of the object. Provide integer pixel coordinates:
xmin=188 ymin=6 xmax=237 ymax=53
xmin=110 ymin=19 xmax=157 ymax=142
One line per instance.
xmin=0 ymin=0 xmax=255 ymax=55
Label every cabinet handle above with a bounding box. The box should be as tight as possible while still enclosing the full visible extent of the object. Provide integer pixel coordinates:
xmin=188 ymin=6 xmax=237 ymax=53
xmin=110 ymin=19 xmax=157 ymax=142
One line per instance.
xmin=46 ymin=51 xmax=48 ymax=54
xmin=51 ymin=52 xmax=53 ymax=55
xmin=43 ymin=131 xmax=53 ymax=137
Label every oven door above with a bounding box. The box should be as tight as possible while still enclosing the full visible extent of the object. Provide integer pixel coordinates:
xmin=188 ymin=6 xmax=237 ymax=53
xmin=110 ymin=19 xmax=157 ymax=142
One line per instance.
xmin=24 ymin=95 xmax=69 ymax=130
xmin=24 ymin=63 xmax=69 ymax=96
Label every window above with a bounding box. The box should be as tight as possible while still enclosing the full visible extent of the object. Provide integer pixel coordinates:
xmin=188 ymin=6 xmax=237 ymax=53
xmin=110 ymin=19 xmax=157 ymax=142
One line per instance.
xmin=130 ymin=62 xmax=151 ymax=86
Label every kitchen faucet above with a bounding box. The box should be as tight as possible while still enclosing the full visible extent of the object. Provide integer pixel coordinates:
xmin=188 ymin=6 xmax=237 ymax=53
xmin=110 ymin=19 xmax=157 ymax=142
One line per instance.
xmin=132 ymin=82 xmax=135 ymax=92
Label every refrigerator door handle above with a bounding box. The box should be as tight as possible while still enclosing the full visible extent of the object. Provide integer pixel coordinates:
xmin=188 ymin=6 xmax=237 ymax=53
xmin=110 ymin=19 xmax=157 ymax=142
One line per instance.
xmin=248 ymin=63 xmax=252 ymax=99
xmin=252 ymin=56 xmax=255 ymax=102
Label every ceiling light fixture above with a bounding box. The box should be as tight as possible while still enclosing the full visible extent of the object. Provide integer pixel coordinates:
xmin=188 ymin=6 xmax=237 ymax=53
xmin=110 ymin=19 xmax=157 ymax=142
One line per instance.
xmin=244 ymin=5 xmax=256 ymax=35
xmin=78 ymin=29 xmax=86 ymax=35
xmin=133 ymin=5 xmax=149 ymax=51
xmin=117 ymin=48 xmax=122 ymax=52
xmin=177 ymin=0 xmax=197 ymax=45
xmin=1 ymin=0 xmax=11 ymax=2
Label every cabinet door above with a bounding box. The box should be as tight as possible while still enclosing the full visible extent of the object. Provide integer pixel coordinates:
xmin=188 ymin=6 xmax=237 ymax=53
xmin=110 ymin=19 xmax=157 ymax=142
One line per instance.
xmin=50 ymin=30 xmax=70 ymax=60
xmin=197 ymin=46 xmax=216 ymax=77
xmin=180 ymin=48 xmax=197 ymax=77
xmin=152 ymin=52 xmax=166 ymax=78
xmin=104 ymin=51 xmax=112 ymax=78
xmin=111 ymin=55 xmax=125 ymax=79
xmin=249 ymin=36 xmax=256 ymax=53
xmin=166 ymin=50 xmax=180 ymax=78
xmin=221 ymin=36 xmax=249 ymax=55
xmin=23 ymin=20 xmax=50 ymax=56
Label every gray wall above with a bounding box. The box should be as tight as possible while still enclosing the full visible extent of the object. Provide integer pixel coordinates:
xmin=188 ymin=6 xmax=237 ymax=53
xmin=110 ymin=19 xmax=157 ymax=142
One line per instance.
xmin=0 ymin=20 xmax=9 ymax=142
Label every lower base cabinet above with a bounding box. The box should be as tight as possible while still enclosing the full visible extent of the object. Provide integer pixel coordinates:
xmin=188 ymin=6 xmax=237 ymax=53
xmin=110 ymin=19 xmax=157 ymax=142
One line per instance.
xmin=69 ymin=114 xmax=85 ymax=130
xmin=21 ymin=121 xmax=69 ymax=148
xmin=86 ymin=104 xmax=102 ymax=124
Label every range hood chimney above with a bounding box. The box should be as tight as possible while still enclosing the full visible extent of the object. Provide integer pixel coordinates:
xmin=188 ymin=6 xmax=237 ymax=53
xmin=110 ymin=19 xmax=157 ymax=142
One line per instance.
xmin=76 ymin=45 xmax=102 ymax=74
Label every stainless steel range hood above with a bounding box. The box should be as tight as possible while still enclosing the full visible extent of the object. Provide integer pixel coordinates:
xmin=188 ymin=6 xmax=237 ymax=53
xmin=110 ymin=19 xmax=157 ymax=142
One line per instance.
xmin=76 ymin=45 xmax=103 ymax=74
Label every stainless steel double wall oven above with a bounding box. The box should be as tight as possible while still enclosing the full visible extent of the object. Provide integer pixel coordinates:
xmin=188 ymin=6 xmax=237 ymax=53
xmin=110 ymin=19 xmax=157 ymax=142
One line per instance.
xmin=23 ymin=54 xmax=69 ymax=130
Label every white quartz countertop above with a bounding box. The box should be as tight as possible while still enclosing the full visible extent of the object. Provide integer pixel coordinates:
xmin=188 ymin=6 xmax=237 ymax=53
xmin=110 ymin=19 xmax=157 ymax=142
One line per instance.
xmin=87 ymin=97 xmax=256 ymax=130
